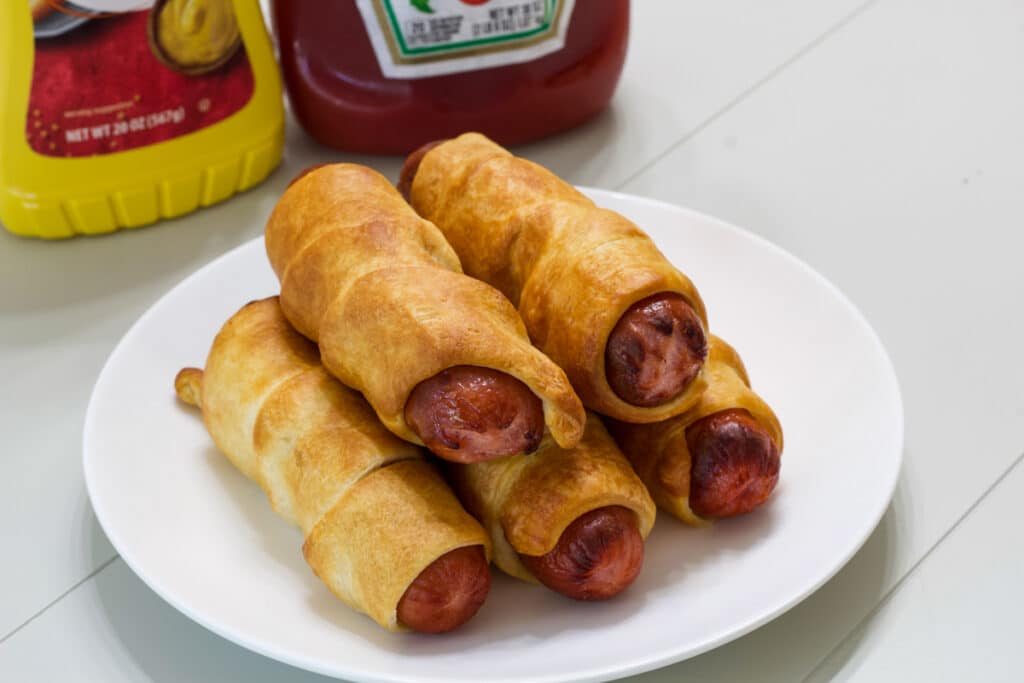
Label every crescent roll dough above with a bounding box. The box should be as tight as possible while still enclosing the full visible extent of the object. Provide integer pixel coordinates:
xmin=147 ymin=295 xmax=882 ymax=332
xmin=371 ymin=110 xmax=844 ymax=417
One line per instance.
xmin=607 ymin=336 xmax=783 ymax=526
xmin=408 ymin=132 xmax=709 ymax=424
xmin=175 ymin=297 xmax=491 ymax=631
xmin=447 ymin=413 xmax=656 ymax=583
xmin=265 ymin=163 xmax=584 ymax=450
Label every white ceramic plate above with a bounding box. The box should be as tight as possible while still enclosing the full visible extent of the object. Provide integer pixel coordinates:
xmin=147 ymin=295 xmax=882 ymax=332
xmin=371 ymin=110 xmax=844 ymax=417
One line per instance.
xmin=84 ymin=190 xmax=902 ymax=683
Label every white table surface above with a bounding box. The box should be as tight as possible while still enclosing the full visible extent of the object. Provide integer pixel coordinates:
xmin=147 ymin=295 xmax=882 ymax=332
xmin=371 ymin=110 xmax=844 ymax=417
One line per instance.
xmin=2 ymin=1 xmax=1022 ymax=681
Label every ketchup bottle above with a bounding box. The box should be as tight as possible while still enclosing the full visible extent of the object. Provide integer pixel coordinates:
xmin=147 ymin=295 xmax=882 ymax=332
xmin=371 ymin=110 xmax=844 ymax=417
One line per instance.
xmin=272 ymin=0 xmax=629 ymax=155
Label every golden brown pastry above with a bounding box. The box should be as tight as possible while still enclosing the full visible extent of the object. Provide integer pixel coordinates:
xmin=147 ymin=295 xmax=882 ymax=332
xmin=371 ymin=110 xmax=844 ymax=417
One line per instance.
xmin=607 ymin=336 xmax=783 ymax=526
xmin=265 ymin=163 xmax=585 ymax=463
xmin=401 ymin=132 xmax=710 ymax=424
xmin=175 ymin=297 xmax=492 ymax=633
xmin=447 ymin=413 xmax=657 ymax=600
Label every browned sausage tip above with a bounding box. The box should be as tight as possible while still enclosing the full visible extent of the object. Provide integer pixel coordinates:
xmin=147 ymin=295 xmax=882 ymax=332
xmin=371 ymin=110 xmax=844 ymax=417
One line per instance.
xmin=686 ymin=408 xmax=780 ymax=519
xmin=605 ymin=293 xmax=708 ymax=408
xmin=518 ymin=506 xmax=644 ymax=601
xmin=398 ymin=139 xmax=446 ymax=202
xmin=397 ymin=545 xmax=491 ymax=634
xmin=404 ymin=365 xmax=545 ymax=464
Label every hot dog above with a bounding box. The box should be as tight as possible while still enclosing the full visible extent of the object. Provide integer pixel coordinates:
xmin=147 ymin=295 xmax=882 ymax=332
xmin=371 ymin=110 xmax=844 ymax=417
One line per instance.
xmin=685 ymin=408 xmax=781 ymax=519
xmin=405 ymin=139 xmax=709 ymax=410
xmin=607 ymin=336 xmax=783 ymax=526
xmin=403 ymin=143 xmax=708 ymax=410
xmin=290 ymin=168 xmax=549 ymax=461
xmin=446 ymin=413 xmax=657 ymax=600
xmin=401 ymin=133 xmax=710 ymax=423
xmin=265 ymin=163 xmax=586 ymax=463
xmin=404 ymin=365 xmax=544 ymax=464
xmin=518 ymin=506 xmax=644 ymax=600
xmin=605 ymin=293 xmax=708 ymax=408
xmin=397 ymin=545 xmax=491 ymax=633
xmin=177 ymin=297 xmax=494 ymax=633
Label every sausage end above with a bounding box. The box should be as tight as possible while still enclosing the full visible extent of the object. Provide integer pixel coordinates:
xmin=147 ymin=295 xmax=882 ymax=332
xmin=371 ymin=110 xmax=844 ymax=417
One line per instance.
xmin=397 ymin=545 xmax=491 ymax=634
xmin=605 ymin=293 xmax=708 ymax=408
xmin=519 ymin=506 xmax=644 ymax=601
xmin=398 ymin=140 xmax=446 ymax=202
xmin=686 ymin=408 xmax=781 ymax=519
xmin=404 ymin=365 xmax=545 ymax=464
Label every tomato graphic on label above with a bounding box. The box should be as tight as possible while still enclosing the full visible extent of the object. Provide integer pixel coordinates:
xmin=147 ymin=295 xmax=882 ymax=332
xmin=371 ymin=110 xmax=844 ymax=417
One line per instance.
xmin=459 ymin=0 xmax=491 ymax=4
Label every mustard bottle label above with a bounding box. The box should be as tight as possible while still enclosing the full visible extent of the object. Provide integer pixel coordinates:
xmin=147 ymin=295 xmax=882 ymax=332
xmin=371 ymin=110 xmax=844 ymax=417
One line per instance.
xmin=356 ymin=0 xmax=577 ymax=79
xmin=26 ymin=0 xmax=253 ymax=158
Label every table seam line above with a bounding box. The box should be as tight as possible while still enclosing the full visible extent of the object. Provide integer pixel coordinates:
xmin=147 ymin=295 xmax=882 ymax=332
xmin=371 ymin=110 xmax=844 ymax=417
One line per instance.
xmin=800 ymin=448 xmax=1024 ymax=682
xmin=613 ymin=0 xmax=881 ymax=192
xmin=0 ymin=554 xmax=120 ymax=646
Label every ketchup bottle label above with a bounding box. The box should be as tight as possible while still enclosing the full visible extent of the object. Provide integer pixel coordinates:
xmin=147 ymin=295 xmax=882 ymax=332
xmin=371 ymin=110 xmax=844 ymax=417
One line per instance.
xmin=356 ymin=0 xmax=577 ymax=79
xmin=26 ymin=0 xmax=254 ymax=158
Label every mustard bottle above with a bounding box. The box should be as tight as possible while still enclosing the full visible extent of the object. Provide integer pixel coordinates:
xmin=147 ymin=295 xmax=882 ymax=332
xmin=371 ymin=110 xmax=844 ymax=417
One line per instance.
xmin=0 ymin=0 xmax=284 ymax=238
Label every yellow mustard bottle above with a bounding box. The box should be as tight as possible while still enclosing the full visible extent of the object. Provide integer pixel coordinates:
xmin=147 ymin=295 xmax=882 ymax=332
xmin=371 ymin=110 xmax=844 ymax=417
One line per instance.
xmin=0 ymin=0 xmax=284 ymax=238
